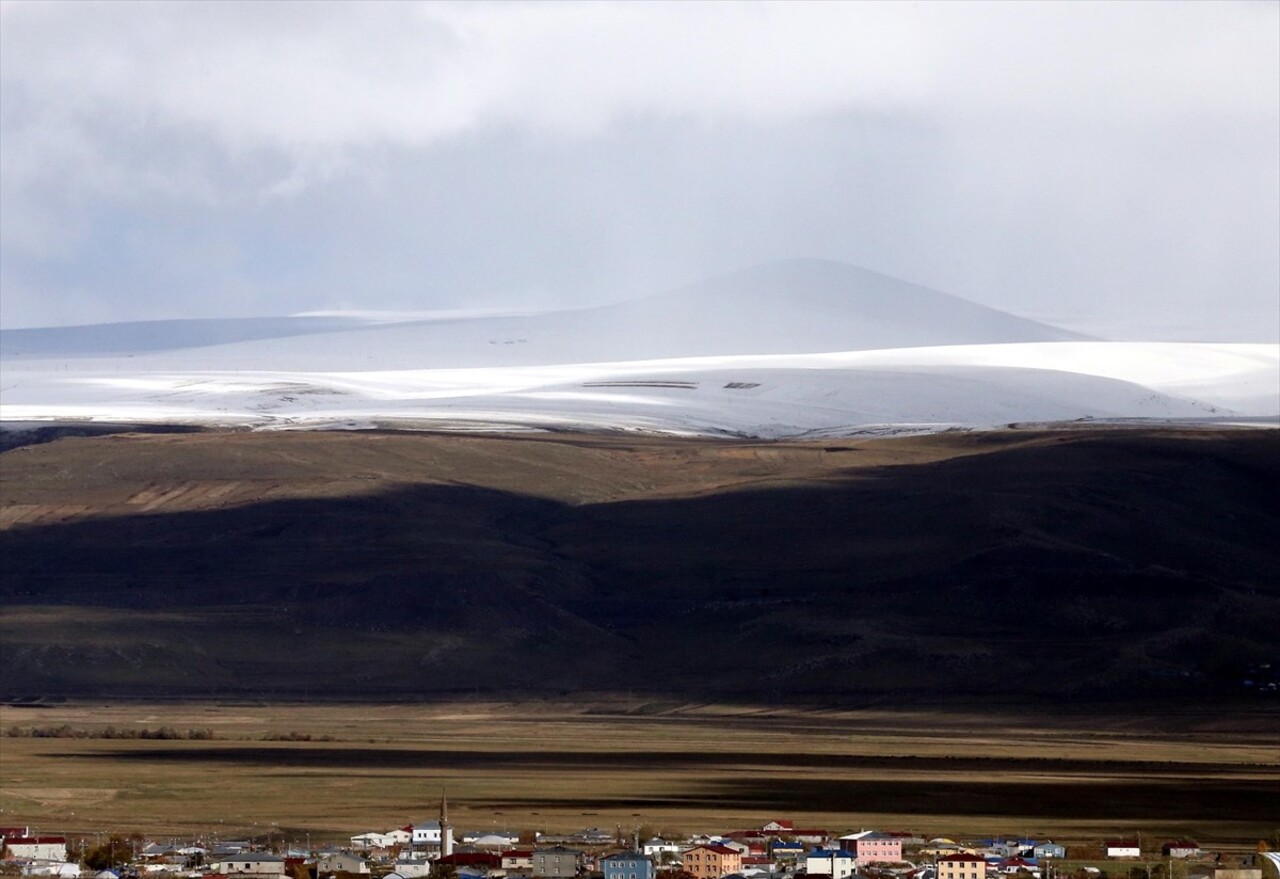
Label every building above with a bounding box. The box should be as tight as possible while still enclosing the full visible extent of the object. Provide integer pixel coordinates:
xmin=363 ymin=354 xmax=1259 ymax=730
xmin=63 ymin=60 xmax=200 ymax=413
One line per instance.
xmin=469 ymin=834 xmax=520 ymax=850
xmin=1163 ymin=843 xmax=1202 ymax=859
xmin=683 ymin=845 xmax=743 ymax=879
xmin=642 ymin=840 xmax=681 ymax=861
xmin=213 ymin=855 xmax=287 ymax=877
xmin=413 ymin=797 xmax=455 ymax=857
xmin=392 ymin=859 xmax=432 ymax=878
xmin=385 ymin=829 xmax=413 ymax=847
xmin=4 ymin=840 xmax=69 ymax=863
xmin=853 ymin=834 xmax=903 ymax=865
xmin=316 ymin=854 xmax=370 ymax=875
xmin=1032 ymin=845 xmax=1065 ymax=860
xmin=601 ymin=852 xmax=654 ymax=879
xmin=437 ymin=853 xmax=500 ymax=872
xmin=533 ymin=847 xmax=583 ymax=878
xmin=350 ymin=834 xmax=390 ymax=851
xmin=1105 ymin=843 xmax=1141 ymax=859
xmin=937 ymin=854 xmax=987 ymax=879
xmin=502 ymin=851 xmax=535 ymax=872
xmin=771 ymin=843 xmax=805 ymax=861
xmin=806 ymin=849 xmax=856 ymax=879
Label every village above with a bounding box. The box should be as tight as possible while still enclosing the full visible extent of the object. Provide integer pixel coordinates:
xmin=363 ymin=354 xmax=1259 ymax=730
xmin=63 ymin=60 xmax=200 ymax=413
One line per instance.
xmin=4 ymin=811 xmax=1274 ymax=879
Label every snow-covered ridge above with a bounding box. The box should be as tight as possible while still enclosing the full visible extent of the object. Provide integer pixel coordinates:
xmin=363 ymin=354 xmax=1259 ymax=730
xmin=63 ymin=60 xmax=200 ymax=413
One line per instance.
xmin=2 ymin=261 xmax=1274 ymax=438
xmin=2 ymin=343 xmax=1274 ymax=438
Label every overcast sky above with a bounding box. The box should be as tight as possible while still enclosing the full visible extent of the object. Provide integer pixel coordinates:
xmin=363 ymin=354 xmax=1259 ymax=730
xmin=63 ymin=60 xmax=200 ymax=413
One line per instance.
xmin=2 ymin=0 xmax=1277 ymax=340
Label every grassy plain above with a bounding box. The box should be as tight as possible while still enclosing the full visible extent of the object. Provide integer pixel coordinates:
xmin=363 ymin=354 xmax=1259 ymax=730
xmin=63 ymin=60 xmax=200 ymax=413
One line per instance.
xmin=1 ymin=701 xmax=1276 ymax=848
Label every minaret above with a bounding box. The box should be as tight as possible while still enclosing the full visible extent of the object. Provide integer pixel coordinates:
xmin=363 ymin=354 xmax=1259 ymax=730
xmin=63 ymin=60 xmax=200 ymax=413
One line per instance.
xmin=440 ymin=792 xmax=454 ymax=858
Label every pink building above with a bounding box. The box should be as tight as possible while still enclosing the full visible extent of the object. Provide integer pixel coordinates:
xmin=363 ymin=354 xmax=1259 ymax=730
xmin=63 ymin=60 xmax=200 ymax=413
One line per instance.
xmin=854 ymin=834 xmax=903 ymax=865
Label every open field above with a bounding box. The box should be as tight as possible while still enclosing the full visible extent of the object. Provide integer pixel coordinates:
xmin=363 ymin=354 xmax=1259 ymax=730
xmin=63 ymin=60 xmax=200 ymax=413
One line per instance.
xmin=1 ymin=701 xmax=1277 ymax=846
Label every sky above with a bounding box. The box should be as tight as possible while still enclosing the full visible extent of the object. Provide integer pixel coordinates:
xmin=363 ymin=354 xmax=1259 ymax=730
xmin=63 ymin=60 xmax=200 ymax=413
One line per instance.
xmin=1 ymin=0 xmax=1277 ymax=340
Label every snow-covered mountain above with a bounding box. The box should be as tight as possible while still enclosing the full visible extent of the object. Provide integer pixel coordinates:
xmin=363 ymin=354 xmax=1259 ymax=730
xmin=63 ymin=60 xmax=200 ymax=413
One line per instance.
xmin=2 ymin=259 xmax=1089 ymax=371
xmin=2 ymin=260 xmax=1276 ymax=437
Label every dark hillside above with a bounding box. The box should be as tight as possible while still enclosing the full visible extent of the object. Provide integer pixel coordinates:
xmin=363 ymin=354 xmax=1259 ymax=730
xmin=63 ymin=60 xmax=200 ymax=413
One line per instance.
xmin=1 ymin=428 xmax=1277 ymax=703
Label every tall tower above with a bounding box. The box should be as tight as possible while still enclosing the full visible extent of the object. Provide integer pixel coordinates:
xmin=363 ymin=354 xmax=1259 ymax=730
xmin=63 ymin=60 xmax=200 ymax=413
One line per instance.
xmin=440 ymin=792 xmax=454 ymax=858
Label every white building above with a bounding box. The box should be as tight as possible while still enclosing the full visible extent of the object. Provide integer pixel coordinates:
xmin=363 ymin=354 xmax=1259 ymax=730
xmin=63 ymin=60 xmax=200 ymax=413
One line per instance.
xmin=214 ymin=855 xmax=287 ymax=876
xmin=806 ymin=849 xmax=856 ymax=879
xmin=412 ymin=821 xmax=454 ymax=854
xmin=393 ymin=860 xmax=432 ymax=878
xmin=4 ymin=840 xmax=69 ymax=863
xmin=351 ymin=834 xmax=391 ymax=851
xmin=1105 ymin=843 xmax=1140 ymax=859
xmin=22 ymin=864 xmax=80 ymax=878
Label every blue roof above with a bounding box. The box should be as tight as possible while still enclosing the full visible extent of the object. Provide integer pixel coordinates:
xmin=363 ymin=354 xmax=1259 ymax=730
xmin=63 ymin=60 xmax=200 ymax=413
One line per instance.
xmin=808 ymin=850 xmax=854 ymax=859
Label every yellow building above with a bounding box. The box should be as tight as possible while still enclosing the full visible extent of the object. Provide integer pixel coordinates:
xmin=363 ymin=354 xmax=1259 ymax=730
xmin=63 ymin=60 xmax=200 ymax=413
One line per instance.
xmin=937 ymin=853 xmax=987 ymax=879
xmin=684 ymin=845 xmax=743 ymax=879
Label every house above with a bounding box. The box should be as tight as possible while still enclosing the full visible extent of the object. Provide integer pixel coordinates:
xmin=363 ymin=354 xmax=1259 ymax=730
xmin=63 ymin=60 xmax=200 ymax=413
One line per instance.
xmin=413 ymin=821 xmax=455 ymax=854
xmin=852 ymin=834 xmax=902 ymax=866
xmin=533 ymin=846 xmax=583 ymax=878
xmin=601 ymin=851 xmax=655 ymax=879
xmin=936 ymin=854 xmax=987 ymax=879
xmin=761 ymin=822 xmax=795 ymax=835
xmin=996 ymin=859 xmax=1039 ymax=876
xmin=684 ymin=845 xmax=743 ymax=879
xmin=316 ymin=853 xmax=370 ymax=875
xmin=1105 ymin=842 xmax=1141 ymax=859
xmin=437 ymin=853 xmax=501 ymax=871
xmin=22 ymin=864 xmax=81 ymax=878
xmin=502 ymin=851 xmax=535 ymax=872
xmin=1032 ymin=846 xmax=1065 ymax=861
xmin=771 ymin=842 xmax=805 ymax=860
xmin=392 ymin=859 xmax=432 ymax=878
xmin=213 ymin=855 xmax=287 ymax=877
xmin=1163 ymin=843 xmax=1201 ymax=859
xmin=642 ymin=840 xmax=681 ymax=861
xmin=385 ymin=829 xmax=413 ymax=847
xmin=351 ymin=834 xmax=390 ymax=852
xmin=806 ymin=849 xmax=856 ymax=879
xmin=4 ymin=840 xmax=69 ymax=863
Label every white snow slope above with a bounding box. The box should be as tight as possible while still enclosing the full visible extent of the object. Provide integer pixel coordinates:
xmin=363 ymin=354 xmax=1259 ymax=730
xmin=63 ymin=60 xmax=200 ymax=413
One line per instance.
xmin=2 ymin=261 xmax=1276 ymax=438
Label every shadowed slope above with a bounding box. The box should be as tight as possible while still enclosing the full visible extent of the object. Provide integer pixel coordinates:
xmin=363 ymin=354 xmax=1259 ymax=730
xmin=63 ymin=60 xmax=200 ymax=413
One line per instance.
xmin=1 ymin=429 xmax=1277 ymax=701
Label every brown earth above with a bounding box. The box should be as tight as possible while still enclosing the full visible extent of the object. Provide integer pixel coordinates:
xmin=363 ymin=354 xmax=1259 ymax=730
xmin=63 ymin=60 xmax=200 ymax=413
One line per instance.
xmin=0 ymin=700 xmax=1276 ymax=843
xmin=0 ymin=427 xmax=1278 ymax=704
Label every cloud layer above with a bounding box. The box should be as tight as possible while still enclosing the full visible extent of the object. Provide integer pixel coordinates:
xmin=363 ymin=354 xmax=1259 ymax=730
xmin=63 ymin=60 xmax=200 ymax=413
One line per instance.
xmin=2 ymin=0 xmax=1277 ymax=338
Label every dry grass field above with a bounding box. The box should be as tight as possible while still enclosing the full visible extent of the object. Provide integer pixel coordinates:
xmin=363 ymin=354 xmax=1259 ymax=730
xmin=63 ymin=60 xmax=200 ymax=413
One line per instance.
xmin=1 ymin=701 xmax=1276 ymax=847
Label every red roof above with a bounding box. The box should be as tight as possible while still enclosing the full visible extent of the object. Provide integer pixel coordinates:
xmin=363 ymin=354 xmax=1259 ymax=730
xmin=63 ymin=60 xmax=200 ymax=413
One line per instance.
xmin=439 ymin=853 xmax=500 ymax=867
xmin=502 ymin=851 xmax=534 ymax=859
xmin=1105 ymin=842 xmax=1139 ymax=849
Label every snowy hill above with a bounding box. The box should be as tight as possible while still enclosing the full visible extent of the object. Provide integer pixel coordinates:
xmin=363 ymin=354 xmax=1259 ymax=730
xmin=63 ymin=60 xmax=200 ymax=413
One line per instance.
xmin=1 ymin=259 xmax=1089 ymax=371
xmin=2 ymin=261 xmax=1275 ymax=437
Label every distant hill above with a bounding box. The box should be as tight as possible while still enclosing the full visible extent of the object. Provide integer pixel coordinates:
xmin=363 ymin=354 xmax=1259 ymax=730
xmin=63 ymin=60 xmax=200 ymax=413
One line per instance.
xmin=2 ymin=428 xmax=1276 ymax=704
xmin=0 ymin=260 xmax=1090 ymax=370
